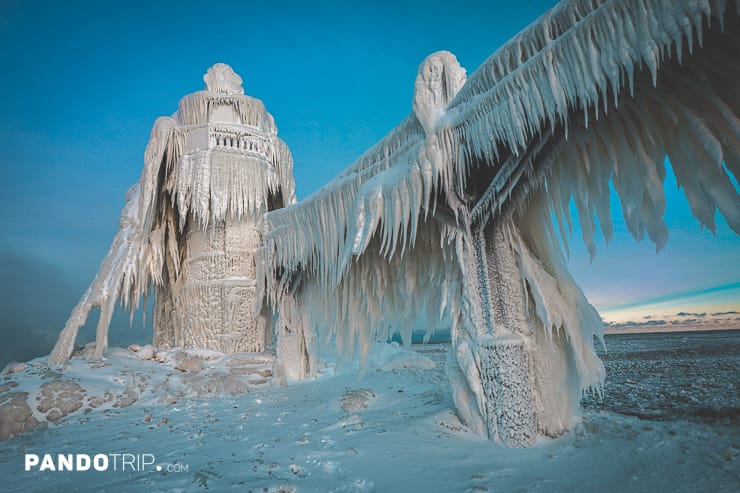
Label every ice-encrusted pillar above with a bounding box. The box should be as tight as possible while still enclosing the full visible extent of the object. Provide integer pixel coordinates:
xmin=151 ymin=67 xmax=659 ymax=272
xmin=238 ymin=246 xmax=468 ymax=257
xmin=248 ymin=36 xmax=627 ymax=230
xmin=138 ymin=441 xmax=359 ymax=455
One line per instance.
xmin=411 ymin=50 xmax=542 ymax=446
xmin=410 ymin=49 xmax=594 ymax=445
xmin=452 ymin=201 xmax=595 ymax=446
xmin=457 ymin=220 xmax=538 ymax=446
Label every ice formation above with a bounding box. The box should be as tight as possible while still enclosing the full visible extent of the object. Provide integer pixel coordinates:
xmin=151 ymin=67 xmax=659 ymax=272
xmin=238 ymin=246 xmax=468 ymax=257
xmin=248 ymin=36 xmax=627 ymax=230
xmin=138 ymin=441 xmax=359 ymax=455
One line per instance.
xmin=50 ymin=0 xmax=739 ymax=447
xmin=49 ymin=63 xmax=295 ymax=364
xmin=258 ymin=0 xmax=740 ymax=446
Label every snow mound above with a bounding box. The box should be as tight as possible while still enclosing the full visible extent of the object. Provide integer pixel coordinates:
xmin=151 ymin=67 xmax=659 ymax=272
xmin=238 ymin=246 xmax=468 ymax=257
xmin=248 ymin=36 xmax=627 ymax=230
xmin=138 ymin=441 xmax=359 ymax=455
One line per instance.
xmin=340 ymin=389 xmax=376 ymax=413
xmin=369 ymin=342 xmax=436 ymax=371
xmin=0 ymin=346 xmax=281 ymax=440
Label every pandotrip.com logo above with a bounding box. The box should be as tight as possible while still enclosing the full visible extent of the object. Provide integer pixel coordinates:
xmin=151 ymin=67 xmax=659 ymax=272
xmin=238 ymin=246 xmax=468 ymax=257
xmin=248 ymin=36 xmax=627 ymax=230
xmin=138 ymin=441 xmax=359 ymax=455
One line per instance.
xmin=24 ymin=453 xmax=189 ymax=473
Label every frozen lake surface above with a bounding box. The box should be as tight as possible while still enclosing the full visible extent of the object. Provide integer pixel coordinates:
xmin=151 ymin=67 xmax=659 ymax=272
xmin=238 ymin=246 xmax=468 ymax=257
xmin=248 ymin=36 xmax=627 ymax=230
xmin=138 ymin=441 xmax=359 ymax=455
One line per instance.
xmin=583 ymin=330 xmax=740 ymax=425
xmin=1 ymin=330 xmax=738 ymax=492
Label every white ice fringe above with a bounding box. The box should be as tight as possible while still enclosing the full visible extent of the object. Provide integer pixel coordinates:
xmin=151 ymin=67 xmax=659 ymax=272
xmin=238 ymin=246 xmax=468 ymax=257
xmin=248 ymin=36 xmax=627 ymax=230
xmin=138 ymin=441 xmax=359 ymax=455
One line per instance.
xmin=177 ymin=92 xmax=277 ymax=133
xmin=260 ymin=0 xmax=739 ymax=392
xmin=273 ymin=220 xmax=464 ymax=369
xmin=264 ymin=0 xmax=739 ymax=302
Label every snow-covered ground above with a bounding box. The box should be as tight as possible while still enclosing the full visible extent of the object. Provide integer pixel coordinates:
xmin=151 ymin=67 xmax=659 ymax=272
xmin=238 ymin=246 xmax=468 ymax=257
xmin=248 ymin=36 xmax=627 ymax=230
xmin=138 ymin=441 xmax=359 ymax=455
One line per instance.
xmin=1 ymin=332 xmax=738 ymax=492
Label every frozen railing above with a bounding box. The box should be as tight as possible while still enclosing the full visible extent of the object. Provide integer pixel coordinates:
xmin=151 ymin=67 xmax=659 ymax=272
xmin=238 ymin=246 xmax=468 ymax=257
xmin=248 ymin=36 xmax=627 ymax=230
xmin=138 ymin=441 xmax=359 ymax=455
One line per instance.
xmin=179 ymin=123 xmax=276 ymax=162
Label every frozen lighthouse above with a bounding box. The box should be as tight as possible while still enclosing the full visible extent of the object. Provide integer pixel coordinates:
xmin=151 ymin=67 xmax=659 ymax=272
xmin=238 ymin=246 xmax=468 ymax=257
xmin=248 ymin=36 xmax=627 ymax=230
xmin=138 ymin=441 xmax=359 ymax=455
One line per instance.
xmin=152 ymin=64 xmax=293 ymax=354
xmin=49 ymin=63 xmax=295 ymax=364
xmin=48 ymin=0 xmax=740 ymax=449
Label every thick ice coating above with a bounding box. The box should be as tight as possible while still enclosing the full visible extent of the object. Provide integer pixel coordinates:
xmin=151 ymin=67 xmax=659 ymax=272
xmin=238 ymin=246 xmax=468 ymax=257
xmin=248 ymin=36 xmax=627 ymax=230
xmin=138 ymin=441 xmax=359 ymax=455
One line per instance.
xmin=51 ymin=0 xmax=740 ymax=447
xmin=259 ymin=0 xmax=740 ymax=445
xmin=49 ymin=64 xmax=295 ymax=364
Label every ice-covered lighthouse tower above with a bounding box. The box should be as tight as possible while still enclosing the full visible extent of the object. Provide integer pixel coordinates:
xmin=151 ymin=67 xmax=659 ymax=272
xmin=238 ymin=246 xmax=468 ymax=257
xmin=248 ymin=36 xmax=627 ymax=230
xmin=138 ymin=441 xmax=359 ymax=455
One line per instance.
xmin=49 ymin=63 xmax=295 ymax=363
xmin=153 ymin=64 xmax=294 ymax=352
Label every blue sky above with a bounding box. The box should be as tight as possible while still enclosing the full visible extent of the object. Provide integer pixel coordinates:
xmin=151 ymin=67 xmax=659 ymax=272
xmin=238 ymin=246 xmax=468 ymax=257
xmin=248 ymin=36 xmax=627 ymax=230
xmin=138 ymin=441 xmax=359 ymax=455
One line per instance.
xmin=0 ymin=0 xmax=738 ymax=362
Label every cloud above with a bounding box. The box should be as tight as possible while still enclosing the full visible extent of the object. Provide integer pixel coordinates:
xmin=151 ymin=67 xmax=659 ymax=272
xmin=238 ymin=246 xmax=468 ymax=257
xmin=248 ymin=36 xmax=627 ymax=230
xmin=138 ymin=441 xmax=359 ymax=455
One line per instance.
xmin=605 ymin=310 xmax=740 ymax=333
xmin=605 ymin=319 xmax=668 ymax=328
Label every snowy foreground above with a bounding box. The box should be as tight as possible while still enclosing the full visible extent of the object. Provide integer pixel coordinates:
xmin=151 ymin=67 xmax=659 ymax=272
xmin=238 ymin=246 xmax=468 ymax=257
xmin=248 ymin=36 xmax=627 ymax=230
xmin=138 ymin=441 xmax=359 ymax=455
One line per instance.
xmin=1 ymin=333 xmax=738 ymax=492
